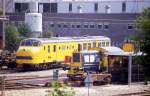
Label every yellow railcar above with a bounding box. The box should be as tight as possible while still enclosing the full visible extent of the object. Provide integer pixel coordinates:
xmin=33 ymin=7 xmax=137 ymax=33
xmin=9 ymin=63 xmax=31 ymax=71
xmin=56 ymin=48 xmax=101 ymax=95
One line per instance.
xmin=16 ymin=36 xmax=111 ymax=70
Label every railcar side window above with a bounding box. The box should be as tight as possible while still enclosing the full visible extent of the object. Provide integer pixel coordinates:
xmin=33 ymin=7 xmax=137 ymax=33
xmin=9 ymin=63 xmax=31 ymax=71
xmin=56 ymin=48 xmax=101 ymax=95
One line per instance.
xmin=48 ymin=46 xmax=50 ymax=53
xmin=59 ymin=46 xmax=61 ymax=50
xmin=106 ymin=42 xmax=109 ymax=46
xmin=53 ymin=45 xmax=56 ymax=52
xmin=78 ymin=44 xmax=81 ymax=51
xmin=83 ymin=43 xmax=87 ymax=50
xmin=93 ymin=42 xmax=96 ymax=48
xmin=73 ymin=53 xmax=80 ymax=62
xmin=44 ymin=46 xmax=45 ymax=50
xmin=98 ymin=42 xmax=101 ymax=47
xmin=88 ymin=43 xmax=91 ymax=49
xmin=102 ymin=42 xmax=105 ymax=46
xmin=72 ymin=46 xmax=74 ymax=49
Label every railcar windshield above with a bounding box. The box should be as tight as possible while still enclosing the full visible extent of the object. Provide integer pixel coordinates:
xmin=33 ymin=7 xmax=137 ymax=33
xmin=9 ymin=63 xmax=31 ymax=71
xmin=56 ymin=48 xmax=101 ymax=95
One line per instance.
xmin=20 ymin=39 xmax=41 ymax=46
xmin=83 ymin=53 xmax=100 ymax=63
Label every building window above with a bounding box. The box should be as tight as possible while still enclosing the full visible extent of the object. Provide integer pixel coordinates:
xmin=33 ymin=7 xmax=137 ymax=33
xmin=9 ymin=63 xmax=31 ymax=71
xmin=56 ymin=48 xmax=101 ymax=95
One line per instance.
xmin=43 ymin=3 xmax=50 ymax=13
xmin=43 ymin=3 xmax=57 ymax=13
xmin=15 ymin=3 xmax=29 ymax=13
xmin=15 ymin=3 xmax=21 ymax=12
xmin=69 ymin=3 xmax=72 ymax=12
xmin=98 ymin=23 xmax=102 ymax=29
xmin=94 ymin=3 xmax=98 ymax=13
xmin=90 ymin=24 xmax=95 ymax=28
xmin=50 ymin=22 xmax=54 ymax=27
xmin=50 ymin=3 xmax=57 ymax=13
xmin=77 ymin=24 xmax=81 ymax=28
xmin=63 ymin=23 xmax=68 ymax=28
xmin=122 ymin=2 xmax=126 ymax=13
xmin=58 ymin=24 xmax=62 ymax=28
xmin=50 ymin=24 xmax=54 ymax=27
xmin=72 ymin=24 xmax=75 ymax=28
xmin=104 ymin=23 xmax=109 ymax=30
xmin=127 ymin=24 xmax=134 ymax=30
xmin=83 ymin=23 xmax=89 ymax=28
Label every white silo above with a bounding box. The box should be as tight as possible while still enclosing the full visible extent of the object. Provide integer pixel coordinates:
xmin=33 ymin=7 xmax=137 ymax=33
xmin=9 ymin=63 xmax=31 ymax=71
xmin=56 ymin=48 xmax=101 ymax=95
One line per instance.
xmin=29 ymin=1 xmax=38 ymax=13
xmin=25 ymin=13 xmax=42 ymax=37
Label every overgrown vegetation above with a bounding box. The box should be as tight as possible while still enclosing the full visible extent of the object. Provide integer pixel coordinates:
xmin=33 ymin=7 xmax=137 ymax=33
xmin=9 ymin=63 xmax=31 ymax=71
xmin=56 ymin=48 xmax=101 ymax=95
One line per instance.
xmin=5 ymin=24 xmax=31 ymax=51
xmin=43 ymin=31 xmax=53 ymax=38
xmin=46 ymin=81 xmax=75 ymax=96
xmin=18 ymin=24 xmax=31 ymax=37
xmin=136 ymin=8 xmax=150 ymax=78
xmin=5 ymin=24 xmax=20 ymax=51
xmin=0 ymin=9 xmax=3 ymax=16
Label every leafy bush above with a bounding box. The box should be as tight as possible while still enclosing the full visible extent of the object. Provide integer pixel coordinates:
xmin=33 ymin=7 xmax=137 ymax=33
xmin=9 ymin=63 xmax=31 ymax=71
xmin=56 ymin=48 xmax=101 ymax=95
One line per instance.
xmin=5 ymin=24 xmax=20 ymax=51
xmin=46 ymin=81 xmax=75 ymax=96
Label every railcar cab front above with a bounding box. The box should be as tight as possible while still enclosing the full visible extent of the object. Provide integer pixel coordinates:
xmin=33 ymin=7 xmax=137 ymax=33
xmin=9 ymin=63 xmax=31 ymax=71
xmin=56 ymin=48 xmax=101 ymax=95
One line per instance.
xmin=16 ymin=38 xmax=42 ymax=66
xmin=20 ymin=39 xmax=41 ymax=47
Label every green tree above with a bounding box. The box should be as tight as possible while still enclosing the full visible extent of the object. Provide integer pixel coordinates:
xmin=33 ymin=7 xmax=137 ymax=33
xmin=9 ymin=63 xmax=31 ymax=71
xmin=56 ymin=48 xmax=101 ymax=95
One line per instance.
xmin=18 ymin=24 xmax=31 ymax=37
xmin=47 ymin=81 xmax=75 ymax=96
xmin=0 ymin=9 xmax=3 ymax=16
xmin=43 ymin=31 xmax=53 ymax=38
xmin=137 ymin=8 xmax=150 ymax=77
xmin=5 ymin=24 xmax=20 ymax=51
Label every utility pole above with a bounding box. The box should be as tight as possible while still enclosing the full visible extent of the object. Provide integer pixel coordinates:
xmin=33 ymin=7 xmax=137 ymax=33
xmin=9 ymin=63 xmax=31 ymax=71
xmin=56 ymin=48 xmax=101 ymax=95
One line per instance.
xmin=2 ymin=0 xmax=5 ymax=49
xmin=128 ymin=54 xmax=132 ymax=87
xmin=1 ymin=1 xmax=6 ymax=96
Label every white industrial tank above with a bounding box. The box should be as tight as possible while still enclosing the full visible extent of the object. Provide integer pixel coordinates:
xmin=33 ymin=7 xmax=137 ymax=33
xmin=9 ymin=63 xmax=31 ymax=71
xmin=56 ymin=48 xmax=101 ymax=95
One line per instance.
xmin=25 ymin=13 xmax=42 ymax=37
xmin=29 ymin=1 xmax=38 ymax=13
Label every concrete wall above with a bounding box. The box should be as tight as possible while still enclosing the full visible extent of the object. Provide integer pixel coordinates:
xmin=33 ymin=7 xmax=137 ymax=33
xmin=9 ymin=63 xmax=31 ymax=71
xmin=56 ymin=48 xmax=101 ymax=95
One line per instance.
xmin=57 ymin=1 xmax=150 ymax=13
xmin=6 ymin=13 xmax=139 ymax=47
xmin=4 ymin=0 xmax=150 ymax=13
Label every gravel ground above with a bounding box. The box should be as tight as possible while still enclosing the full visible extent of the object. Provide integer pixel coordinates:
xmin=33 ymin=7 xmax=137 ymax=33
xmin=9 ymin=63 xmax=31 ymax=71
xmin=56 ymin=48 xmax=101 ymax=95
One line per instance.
xmin=1 ymin=84 xmax=150 ymax=96
xmin=0 ymin=70 xmax=150 ymax=96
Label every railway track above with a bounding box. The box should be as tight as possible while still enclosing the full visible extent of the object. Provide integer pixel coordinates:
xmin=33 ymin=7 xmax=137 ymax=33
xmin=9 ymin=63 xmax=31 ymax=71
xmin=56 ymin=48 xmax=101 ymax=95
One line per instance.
xmin=0 ymin=76 xmax=45 ymax=90
xmin=1 ymin=81 xmax=44 ymax=90
xmin=0 ymin=73 xmax=67 ymax=90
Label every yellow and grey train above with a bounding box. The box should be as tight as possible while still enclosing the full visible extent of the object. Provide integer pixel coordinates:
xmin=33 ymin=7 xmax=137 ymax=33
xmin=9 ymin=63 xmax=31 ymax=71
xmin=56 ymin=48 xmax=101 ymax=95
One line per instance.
xmin=16 ymin=36 xmax=111 ymax=70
